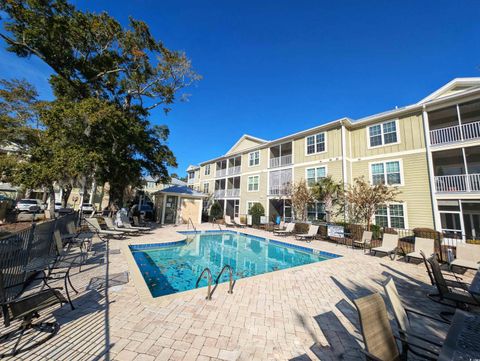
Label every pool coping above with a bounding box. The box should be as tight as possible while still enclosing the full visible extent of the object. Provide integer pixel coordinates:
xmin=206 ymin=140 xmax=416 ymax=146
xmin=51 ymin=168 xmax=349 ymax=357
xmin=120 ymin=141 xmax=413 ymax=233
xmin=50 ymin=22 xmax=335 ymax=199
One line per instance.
xmin=121 ymin=227 xmax=345 ymax=304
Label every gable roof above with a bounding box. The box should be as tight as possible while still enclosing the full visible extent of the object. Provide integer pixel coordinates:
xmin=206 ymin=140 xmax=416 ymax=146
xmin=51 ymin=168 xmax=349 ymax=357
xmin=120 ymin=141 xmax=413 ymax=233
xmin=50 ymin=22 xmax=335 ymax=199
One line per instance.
xmin=186 ymin=165 xmax=200 ymax=172
xmin=225 ymin=134 xmax=268 ymax=155
xmin=417 ymin=77 xmax=480 ymax=104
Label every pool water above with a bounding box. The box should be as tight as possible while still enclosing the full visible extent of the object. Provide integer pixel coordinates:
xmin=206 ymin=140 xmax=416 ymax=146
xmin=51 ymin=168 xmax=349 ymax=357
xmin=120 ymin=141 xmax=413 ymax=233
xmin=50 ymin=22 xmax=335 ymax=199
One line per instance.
xmin=129 ymin=231 xmax=340 ymax=297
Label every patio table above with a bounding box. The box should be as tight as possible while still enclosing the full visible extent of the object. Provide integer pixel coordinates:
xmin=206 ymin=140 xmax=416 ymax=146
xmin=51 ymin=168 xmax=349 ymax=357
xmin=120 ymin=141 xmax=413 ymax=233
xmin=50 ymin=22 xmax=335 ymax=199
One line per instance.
xmin=438 ymin=309 xmax=480 ymax=361
xmin=468 ymin=268 xmax=480 ymax=295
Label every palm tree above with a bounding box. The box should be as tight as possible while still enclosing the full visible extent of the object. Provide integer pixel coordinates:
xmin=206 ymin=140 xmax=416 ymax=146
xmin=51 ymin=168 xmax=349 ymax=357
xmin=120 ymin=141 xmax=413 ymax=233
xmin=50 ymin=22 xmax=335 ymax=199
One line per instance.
xmin=311 ymin=176 xmax=343 ymax=223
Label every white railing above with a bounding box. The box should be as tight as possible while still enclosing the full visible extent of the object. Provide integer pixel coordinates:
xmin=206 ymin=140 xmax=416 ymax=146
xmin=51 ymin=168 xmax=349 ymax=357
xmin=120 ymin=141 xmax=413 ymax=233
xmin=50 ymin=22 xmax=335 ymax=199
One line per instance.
xmin=187 ymin=177 xmax=195 ymax=184
xmin=434 ymin=173 xmax=480 ymax=193
xmin=227 ymin=166 xmax=241 ymax=175
xmin=214 ymin=189 xmax=226 ymax=198
xmin=430 ymin=120 xmax=480 ymax=145
xmin=216 ymin=168 xmax=227 ymax=177
xmin=268 ymin=186 xmax=291 ymax=196
xmin=269 ymin=154 xmax=292 ymax=168
xmin=225 ymin=188 xmax=240 ymax=197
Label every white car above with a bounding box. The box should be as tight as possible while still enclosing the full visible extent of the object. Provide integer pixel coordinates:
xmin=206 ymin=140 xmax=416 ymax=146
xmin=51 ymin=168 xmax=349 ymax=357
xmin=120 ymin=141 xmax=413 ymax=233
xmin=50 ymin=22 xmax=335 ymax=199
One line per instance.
xmin=15 ymin=199 xmax=46 ymax=213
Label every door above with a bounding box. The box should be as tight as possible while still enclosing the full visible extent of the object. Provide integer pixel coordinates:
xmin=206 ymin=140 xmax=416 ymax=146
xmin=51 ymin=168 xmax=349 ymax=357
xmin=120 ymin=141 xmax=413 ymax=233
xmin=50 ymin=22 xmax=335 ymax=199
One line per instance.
xmin=164 ymin=196 xmax=178 ymax=224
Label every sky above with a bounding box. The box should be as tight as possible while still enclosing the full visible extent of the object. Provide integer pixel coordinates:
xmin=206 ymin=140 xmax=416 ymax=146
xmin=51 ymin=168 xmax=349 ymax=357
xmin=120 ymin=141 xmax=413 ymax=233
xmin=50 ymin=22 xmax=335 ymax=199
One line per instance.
xmin=1 ymin=1 xmax=480 ymax=175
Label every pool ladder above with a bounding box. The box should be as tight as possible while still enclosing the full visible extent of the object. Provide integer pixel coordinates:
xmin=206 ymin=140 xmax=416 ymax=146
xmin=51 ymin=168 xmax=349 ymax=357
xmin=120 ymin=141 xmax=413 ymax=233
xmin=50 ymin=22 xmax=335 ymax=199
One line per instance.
xmin=187 ymin=217 xmax=197 ymax=232
xmin=196 ymin=265 xmax=234 ymax=300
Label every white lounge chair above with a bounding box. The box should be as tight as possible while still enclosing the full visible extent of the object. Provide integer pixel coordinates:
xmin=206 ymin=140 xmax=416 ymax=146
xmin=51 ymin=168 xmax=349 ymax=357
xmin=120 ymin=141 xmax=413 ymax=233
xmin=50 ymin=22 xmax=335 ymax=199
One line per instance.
xmin=371 ymin=233 xmax=399 ymax=260
xmin=405 ymin=237 xmax=434 ymax=262
xmin=224 ymin=215 xmax=236 ymax=227
xmin=104 ymin=217 xmax=139 ymax=234
xmin=234 ymin=217 xmax=247 ymax=227
xmin=273 ymin=221 xmax=285 ymax=232
xmin=449 ymin=243 xmax=480 ymax=271
xmin=86 ymin=217 xmax=125 ymax=239
xmin=352 ymin=231 xmax=373 ymax=253
xmin=295 ymin=225 xmax=319 ymax=242
xmin=273 ymin=222 xmax=295 ymax=236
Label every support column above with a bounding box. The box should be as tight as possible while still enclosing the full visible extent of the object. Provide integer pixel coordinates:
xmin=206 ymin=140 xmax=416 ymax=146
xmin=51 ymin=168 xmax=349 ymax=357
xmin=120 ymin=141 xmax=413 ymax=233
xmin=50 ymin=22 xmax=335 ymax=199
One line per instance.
xmin=422 ymin=107 xmax=442 ymax=231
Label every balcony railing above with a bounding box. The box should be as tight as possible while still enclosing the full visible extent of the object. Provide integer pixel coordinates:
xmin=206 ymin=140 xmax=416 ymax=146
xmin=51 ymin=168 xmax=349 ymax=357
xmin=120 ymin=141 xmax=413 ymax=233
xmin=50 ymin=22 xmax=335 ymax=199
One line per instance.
xmin=269 ymin=154 xmax=292 ymax=168
xmin=225 ymin=188 xmax=240 ymax=197
xmin=227 ymin=166 xmax=241 ymax=175
xmin=268 ymin=185 xmax=291 ymax=196
xmin=434 ymin=173 xmax=480 ymax=193
xmin=430 ymin=120 xmax=480 ymax=145
xmin=216 ymin=168 xmax=227 ymax=178
xmin=214 ymin=189 xmax=226 ymax=198
xmin=187 ymin=178 xmax=195 ymax=184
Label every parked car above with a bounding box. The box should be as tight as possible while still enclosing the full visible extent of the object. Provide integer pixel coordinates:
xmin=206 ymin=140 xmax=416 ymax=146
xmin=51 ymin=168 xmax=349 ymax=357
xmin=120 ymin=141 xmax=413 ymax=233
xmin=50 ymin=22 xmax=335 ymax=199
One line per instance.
xmin=81 ymin=203 xmax=96 ymax=214
xmin=15 ymin=199 xmax=46 ymax=213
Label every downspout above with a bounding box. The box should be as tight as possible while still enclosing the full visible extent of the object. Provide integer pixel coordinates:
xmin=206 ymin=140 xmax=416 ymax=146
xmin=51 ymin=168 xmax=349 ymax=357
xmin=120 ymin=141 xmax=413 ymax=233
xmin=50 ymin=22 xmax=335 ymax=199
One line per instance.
xmin=422 ymin=105 xmax=441 ymax=231
xmin=341 ymin=121 xmax=348 ymax=222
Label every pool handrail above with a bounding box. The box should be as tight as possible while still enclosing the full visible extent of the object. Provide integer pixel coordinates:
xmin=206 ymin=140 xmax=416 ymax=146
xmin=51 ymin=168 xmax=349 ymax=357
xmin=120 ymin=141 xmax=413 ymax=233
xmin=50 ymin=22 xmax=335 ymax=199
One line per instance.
xmin=215 ymin=264 xmax=234 ymax=294
xmin=187 ymin=218 xmax=197 ymax=233
xmin=212 ymin=217 xmax=222 ymax=231
xmin=195 ymin=267 xmax=212 ymax=300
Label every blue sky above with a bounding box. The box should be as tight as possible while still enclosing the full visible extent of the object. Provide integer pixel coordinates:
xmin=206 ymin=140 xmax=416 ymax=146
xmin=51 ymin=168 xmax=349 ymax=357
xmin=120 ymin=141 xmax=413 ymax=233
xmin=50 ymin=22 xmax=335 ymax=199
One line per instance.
xmin=1 ymin=1 xmax=480 ymax=175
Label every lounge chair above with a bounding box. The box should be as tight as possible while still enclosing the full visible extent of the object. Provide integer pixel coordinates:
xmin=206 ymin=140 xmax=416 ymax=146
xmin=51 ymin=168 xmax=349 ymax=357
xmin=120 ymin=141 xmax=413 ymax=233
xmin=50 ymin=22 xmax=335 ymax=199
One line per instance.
xmin=352 ymin=231 xmax=373 ymax=253
xmin=427 ymin=255 xmax=480 ymax=318
xmin=295 ymin=225 xmax=319 ymax=242
xmin=234 ymin=217 xmax=247 ymax=228
xmin=133 ymin=216 xmax=151 ymax=228
xmin=119 ymin=215 xmax=150 ymax=232
xmin=63 ymin=219 xmax=93 ymax=251
xmin=405 ymin=237 xmax=435 ymax=262
xmin=86 ymin=217 xmax=125 ymax=239
xmin=273 ymin=222 xmax=295 ymax=236
xmin=449 ymin=243 xmax=480 ymax=271
xmin=383 ymin=277 xmax=447 ymax=358
xmin=273 ymin=221 xmax=285 ymax=231
xmin=371 ymin=233 xmax=399 ymax=260
xmin=354 ymin=293 xmax=438 ymax=361
xmin=224 ymin=215 xmax=236 ymax=227
xmin=104 ymin=217 xmax=139 ymax=234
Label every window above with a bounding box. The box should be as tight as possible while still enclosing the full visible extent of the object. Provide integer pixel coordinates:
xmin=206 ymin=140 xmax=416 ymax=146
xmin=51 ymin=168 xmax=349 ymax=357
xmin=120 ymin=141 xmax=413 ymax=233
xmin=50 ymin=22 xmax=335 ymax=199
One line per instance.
xmin=248 ymin=175 xmax=259 ymax=191
xmin=306 ymin=132 xmax=325 ymax=155
xmin=188 ymin=172 xmax=195 ymax=179
xmin=249 ymin=151 xmax=260 ymax=166
xmin=368 ymin=120 xmax=398 ymax=148
xmin=307 ymin=202 xmax=325 ymax=221
xmin=203 ymin=182 xmax=209 ymax=193
xmin=306 ymin=166 xmax=327 ymax=187
xmin=371 ymin=161 xmax=401 ymax=185
xmin=204 ymin=164 xmax=211 ymax=176
xmin=375 ymin=204 xmax=405 ymax=229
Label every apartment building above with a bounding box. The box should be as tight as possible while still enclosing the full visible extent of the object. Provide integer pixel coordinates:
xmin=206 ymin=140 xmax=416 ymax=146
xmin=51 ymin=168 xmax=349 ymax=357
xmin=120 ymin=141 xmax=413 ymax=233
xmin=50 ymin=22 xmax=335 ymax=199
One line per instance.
xmin=186 ymin=78 xmax=480 ymax=239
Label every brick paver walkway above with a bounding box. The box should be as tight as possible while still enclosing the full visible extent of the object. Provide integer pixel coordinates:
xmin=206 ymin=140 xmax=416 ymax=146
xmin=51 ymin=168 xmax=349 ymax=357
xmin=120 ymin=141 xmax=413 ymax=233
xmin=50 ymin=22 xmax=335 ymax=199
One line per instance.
xmin=4 ymin=224 xmax=471 ymax=360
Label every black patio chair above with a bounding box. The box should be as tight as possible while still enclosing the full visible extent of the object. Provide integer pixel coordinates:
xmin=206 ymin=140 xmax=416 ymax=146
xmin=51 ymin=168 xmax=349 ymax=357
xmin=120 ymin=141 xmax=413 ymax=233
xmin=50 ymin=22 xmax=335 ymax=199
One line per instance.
xmin=0 ymin=229 xmax=66 ymax=357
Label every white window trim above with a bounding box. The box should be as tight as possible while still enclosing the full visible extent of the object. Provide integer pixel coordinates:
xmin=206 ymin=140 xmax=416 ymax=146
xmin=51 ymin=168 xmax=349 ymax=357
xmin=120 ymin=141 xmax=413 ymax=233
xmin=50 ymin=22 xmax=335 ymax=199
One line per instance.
xmin=203 ymin=182 xmax=209 ymax=193
xmin=304 ymin=165 xmax=328 ymax=187
xmin=204 ymin=164 xmax=211 ymax=176
xmin=247 ymin=175 xmax=260 ymax=192
xmin=368 ymin=159 xmax=404 ymax=187
xmin=305 ymin=132 xmax=327 ymax=156
xmin=248 ymin=150 xmax=260 ymax=167
xmin=374 ymin=202 xmax=408 ymax=229
xmin=366 ymin=119 xmax=401 ymax=149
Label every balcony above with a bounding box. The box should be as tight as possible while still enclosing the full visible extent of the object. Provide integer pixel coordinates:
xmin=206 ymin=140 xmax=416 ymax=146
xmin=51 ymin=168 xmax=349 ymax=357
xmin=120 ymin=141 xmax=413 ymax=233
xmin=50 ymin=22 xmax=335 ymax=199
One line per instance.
xmin=187 ymin=177 xmax=195 ymax=184
xmin=227 ymin=166 xmax=241 ymax=176
xmin=214 ymin=189 xmax=226 ymax=198
xmin=225 ymin=188 xmax=240 ymax=197
xmin=270 ymin=154 xmax=292 ymax=168
xmin=268 ymin=186 xmax=291 ymax=196
xmin=216 ymin=168 xmax=227 ymax=178
xmin=430 ymin=121 xmax=480 ymax=146
xmin=434 ymin=174 xmax=480 ymax=193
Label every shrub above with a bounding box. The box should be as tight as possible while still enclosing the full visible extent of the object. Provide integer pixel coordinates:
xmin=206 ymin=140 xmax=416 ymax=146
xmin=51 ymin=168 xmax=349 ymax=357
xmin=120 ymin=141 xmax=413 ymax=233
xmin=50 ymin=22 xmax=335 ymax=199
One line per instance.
xmin=346 ymin=223 xmax=365 ymax=241
xmin=294 ymin=222 xmax=309 ymax=234
xmin=369 ymin=224 xmax=381 ymax=240
xmin=248 ymin=203 xmax=265 ymax=225
xmin=209 ymin=201 xmax=223 ymax=220
xmin=413 ymin=227 xmax=442 ymax=240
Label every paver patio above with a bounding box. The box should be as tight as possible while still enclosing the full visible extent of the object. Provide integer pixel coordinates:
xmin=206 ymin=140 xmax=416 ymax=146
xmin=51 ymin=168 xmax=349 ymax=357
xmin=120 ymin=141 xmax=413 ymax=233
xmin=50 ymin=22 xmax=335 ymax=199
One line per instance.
xmin=4 ymin=223 xmax=471 ymax=361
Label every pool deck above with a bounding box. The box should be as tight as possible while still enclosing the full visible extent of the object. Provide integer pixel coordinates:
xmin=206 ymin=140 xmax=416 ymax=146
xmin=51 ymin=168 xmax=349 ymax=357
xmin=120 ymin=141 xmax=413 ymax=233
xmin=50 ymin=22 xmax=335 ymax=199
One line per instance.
xmin=8 ymin=223 xmax=476 ymax=360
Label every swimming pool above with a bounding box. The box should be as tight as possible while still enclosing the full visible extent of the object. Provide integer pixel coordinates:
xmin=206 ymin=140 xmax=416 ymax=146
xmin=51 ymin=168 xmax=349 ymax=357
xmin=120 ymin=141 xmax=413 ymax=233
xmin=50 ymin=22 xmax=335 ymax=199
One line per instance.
xmin=129 ymin=231 xmax=341 ymax=297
